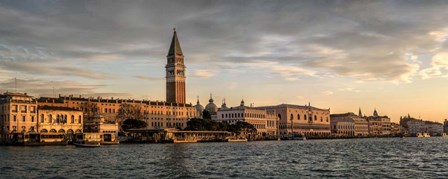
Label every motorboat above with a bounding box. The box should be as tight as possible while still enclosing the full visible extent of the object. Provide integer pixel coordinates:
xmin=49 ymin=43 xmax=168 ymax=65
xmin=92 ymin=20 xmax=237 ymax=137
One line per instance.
xmin=74 ymin=133 xmax=102 ymax=147
xmin=416 ymin=132 xmax=430 ymax=138
xmin=74 ymin=141 xmax=100 ymax=148
xmin=226 ymin=137 xmax=248 ymax=142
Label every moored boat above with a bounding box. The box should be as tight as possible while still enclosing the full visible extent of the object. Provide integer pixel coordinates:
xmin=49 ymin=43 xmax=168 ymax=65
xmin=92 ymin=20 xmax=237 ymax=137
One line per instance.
xmin=417 ymin=132 xmax=430 ymax=138
xmin=226 ymin=137 xmax=248 ymax=142
xmin=74 ymin=133 xmax=102 ymax=147
xmin=74 ymin=141 xmax=100 ymax=147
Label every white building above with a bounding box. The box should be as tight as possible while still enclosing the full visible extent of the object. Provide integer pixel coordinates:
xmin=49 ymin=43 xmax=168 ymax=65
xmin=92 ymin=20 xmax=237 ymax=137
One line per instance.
xmin=214 ymin=100 xmax=278 ymax=138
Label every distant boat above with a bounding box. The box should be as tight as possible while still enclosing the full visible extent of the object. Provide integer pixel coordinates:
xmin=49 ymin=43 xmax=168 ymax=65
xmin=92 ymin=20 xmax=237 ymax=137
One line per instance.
xmin=173 ymin=138 xmax=198 ymax=143
xmin=281 ymin=133 xmax=306 ymax=140
xmin=226 ymin=137 xmax=248 ymax=142
xmin=74 ymin=133 xmax=102 ymax=147
xmin=74 ymin=141 xmax=101 ymax=148
xmin=417 ymin=133 xmax=430 ymax=138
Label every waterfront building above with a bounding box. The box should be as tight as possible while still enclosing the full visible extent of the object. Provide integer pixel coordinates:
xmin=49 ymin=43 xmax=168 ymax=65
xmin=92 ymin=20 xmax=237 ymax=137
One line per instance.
xmin=0 ymin=92 xmax=38 ymax=143
xmin=214 ymin=100 xmax=278 ymax=138
xmin=37 ymin=106 xmax=83 ymax=134
xmin=83 ymin=114 xmax=119 ymax=144
xmin=256 ymin=103 xmax=330 ymax=138
xmin=400 ymin=115 xmax=443 ymax=136
xmin=330 ymin=112 xmax=368 ymax=137
xmin=407 ymin=119 xmax=443 ymax=136
xmin=390 ymin=122 xmax=401 ymax=135
xmin=365 ymin=109 xmax=391 ymax=136
xmin=37 ymin=96 xmax=199 ymax=130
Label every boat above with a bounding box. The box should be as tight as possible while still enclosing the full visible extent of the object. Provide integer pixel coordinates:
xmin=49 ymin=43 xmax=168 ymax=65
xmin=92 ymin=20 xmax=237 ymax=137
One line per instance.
xmin=281 ymin=133 xmax=306 ymax=140
xmin=74 ymin=133 xmax=102 ymax=147
xmin=226 ymin=137 xmax=248 ymax=142
xmin=442 ymin=133 xmax=448 ymax=138
xmin=417 ymin=132 xmax=430 ymax=138
xmin=74 ymin=141 xmax=100 ymax=147
xmin=173 ymin=138 xmax=198 ymax=143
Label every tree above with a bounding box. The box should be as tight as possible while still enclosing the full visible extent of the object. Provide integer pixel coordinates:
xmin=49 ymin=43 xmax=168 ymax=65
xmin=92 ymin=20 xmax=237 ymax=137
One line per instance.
xmin=80 ymin=102 xmax=99 ymax=120
xmin=228 ymin=121 xmax=257 ymax=135
xmin=121 ymin=119 xmax=148 ymax=130
xmin=202 ymin=110 xmax=211 ymax=120
xmin=185 ymin=118 xmax=228 ymax=131
xmin=116 ymin=103 xmax=143 ymax=124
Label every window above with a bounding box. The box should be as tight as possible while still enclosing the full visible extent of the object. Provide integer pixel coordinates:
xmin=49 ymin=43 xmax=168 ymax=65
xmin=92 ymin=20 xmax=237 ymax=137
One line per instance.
xmin=49 ymin=114 xmax=53 ymax=123
xmin=71 ymin=115 xmax=75 ymax=123
xmin=78 ymin=115 xmax=82 ymax=123
xmin=290 ymin=114 xmax=293 ymax=120
xmin=314 ymin=115 xmax=317 ymax=121
xmin=41 ymin=114 xmax=44 ymax=123
xmin=31 ymin=116 xmax=34 ymax=122
xmin=22 ymin=116 xmax=26 ymax=122
xmin=298 ymin=114 xmax=301 ymax=120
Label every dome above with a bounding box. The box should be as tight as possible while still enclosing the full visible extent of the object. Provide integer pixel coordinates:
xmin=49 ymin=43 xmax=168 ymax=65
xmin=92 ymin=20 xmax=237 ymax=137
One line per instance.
xmin=194 ymin=99 xmax=204 ymax=113
xmin=205 ymin=94 xmax=218 ymax=115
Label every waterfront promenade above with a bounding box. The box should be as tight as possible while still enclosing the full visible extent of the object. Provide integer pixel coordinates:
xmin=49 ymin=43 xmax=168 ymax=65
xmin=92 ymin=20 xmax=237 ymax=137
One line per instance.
xmin=1 ymin=137 xmax=447 ymax=178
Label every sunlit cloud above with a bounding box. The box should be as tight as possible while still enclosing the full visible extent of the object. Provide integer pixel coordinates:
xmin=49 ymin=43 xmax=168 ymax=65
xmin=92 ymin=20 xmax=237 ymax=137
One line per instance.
xmin=191 ymin=69 xmax=216 ymax=78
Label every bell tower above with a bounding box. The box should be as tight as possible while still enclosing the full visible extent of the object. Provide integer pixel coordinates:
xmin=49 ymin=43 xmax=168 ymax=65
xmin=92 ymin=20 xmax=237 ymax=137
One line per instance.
xmin=166 ymin=28 xmax=186 ymax=104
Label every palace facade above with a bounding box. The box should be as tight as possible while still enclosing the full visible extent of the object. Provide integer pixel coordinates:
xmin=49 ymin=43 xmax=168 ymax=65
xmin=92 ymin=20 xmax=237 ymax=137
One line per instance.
xmin=213 ymin=99 xmax=278 ymax=138
xmin=256 ymin=103 xmax=331 ymax=137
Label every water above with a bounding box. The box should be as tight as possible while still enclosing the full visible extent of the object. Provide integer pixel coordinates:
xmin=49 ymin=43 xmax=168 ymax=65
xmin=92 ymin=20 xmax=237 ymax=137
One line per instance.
xmin=1 ymin=138 xmax=448 ymax=178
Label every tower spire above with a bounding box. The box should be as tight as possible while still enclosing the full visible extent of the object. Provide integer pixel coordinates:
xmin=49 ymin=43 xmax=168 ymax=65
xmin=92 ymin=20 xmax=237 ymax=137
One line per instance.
xmin=167 ymin=28 xmax=183 ymax=56
xmin=358 ymin=107 xmax=362 ymax=117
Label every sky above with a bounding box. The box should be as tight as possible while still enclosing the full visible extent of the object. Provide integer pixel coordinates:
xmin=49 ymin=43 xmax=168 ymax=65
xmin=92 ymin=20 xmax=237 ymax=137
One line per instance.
xmin=1 ymin=0 xmax=448 ymax=123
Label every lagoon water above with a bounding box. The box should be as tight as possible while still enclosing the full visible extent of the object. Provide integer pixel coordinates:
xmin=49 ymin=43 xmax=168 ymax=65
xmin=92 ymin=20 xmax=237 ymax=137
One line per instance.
xmin=1 ymin=137 xmax=448 ymax=178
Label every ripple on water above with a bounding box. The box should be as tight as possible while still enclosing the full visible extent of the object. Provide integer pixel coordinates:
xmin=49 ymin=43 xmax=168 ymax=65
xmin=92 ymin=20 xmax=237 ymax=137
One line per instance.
xmin=1 ymin=138 xmax=448 ymax=178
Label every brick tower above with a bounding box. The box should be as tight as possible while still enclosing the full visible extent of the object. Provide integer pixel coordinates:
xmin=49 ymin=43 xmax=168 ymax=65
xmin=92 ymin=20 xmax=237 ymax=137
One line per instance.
xmin=166 ymin=28 xmax=186 ymax=104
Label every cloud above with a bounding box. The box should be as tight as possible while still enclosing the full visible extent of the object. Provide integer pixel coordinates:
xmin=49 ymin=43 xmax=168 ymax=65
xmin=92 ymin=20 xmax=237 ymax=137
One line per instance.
xmin=0 ymin=61 xmax=109 ymax=79
xmin=190 ymin=69 xmax=216 ymax=78
xmin=339 ymin=88 xmax=361 ymax=93
xmin=322 ymin=90 xmax=334 ymax=96
xmin=0 ymin=78 xmax=114 ymax=97
xmin=1 ymin=0 xmax=448 ymax=86
xmin=420 ymin=52 xmax=448 ymax=79
xmin=135 ymin=75 xmax=163 ymax=81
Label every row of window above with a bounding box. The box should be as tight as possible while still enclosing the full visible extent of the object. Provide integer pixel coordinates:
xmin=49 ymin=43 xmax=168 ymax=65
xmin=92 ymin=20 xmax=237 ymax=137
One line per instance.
xmin=1 ymin=115 xmax=35 ymax=123
xmin=287 ymin=114 xmax=329 ymax=122
xmin=220 ymin=113 xmax=267 ymax=119
xmin=40 ymin=114 xmax=82 ymax=124
xmin=149 ymin=118 xmax=184 ymax=121
xmin=151 ymin=122 xmax=184 ymax=128
xmin=9 ymin=105 xmax=36 ymax=113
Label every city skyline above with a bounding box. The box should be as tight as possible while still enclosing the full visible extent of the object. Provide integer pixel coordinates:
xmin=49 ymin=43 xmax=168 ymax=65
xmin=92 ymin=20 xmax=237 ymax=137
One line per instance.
xmin=1 ymin=1 xmax=448 ymax=122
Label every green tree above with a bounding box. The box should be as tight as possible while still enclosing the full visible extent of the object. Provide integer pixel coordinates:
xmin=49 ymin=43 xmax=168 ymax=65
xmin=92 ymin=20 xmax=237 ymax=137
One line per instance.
xmin=80 ymin=102 xmax=99 ymax=120
xmin=228 ymin=121 xmax=257 ymax=135
xmin=121 ymin=119 xmax=148 ymax=130
xmin=116 ymin=103 xmax=143 ymax=124
xmin=185 ymin=118 xmax=228 ymax=131
xmin=202 ymin=110 xmax=211 ymax=120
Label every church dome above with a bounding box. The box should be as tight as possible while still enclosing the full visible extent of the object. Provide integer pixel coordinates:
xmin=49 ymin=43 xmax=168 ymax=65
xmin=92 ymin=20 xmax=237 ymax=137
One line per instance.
xmin=194 ymin=99 xmax=204 ymax=113
xmin=205 ymin=94 xmax=218 ymax=115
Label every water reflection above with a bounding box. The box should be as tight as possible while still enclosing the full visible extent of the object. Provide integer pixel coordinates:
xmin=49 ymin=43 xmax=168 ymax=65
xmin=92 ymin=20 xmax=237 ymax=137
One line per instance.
xmin=1 ymin=138 xmax=448 ymax=178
